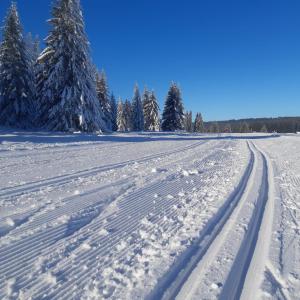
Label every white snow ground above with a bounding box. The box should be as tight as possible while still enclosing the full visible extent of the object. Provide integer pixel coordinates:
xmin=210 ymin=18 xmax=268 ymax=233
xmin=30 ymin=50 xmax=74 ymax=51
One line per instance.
xmin=0 ymin=130 xmax=299 ymax=300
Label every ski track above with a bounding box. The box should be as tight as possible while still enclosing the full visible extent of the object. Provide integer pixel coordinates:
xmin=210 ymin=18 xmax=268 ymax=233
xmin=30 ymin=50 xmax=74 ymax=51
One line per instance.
xmin=0 ymin=139 xmax=211 ymax=242
xmin=158 ymin=141 xmax=274 ymax=300
xmin=255 ymin=136 xmax=300 ymax=299
xmin=0 ymin=135 xmax=247 ymax=300
xmin=0 ymin=140 xmax=206 ymax=198
xmin=1 ymin=132 xmax=296 ymax=300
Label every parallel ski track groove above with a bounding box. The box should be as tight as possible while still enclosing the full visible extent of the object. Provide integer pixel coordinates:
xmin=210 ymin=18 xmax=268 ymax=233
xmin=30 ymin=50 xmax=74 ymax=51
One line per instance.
xmin=0 ymin=140 xmax=206 ymax=200
xmin=0 ymin=140 xmax=210 ymax=244
xmin=33 ymin=144 xmax=235 ymax=300
xmin=0 ymin=141 xmax=233 ymax=299
xmin=146 ymin=142 xmax=255 ymax=300
xmin=0 ymin=140 xmax=222 ymax=297
xmin=219 ymin=142 xmax=269 ymax=300
xmin=0 ymin=140 xmax=209 ymax=260
xmin=0 ymin=140 xmax=211 ymax=249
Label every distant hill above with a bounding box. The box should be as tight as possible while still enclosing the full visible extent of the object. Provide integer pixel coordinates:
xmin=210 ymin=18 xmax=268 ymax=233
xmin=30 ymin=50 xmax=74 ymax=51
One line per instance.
xmin=204 ymin=117 xmax=300 ymax=133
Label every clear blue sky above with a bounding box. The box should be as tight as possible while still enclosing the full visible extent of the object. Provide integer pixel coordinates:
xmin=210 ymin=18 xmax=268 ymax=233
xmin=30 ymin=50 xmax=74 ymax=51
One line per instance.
xmin=1 ymin=0 xmax=300 ymax=121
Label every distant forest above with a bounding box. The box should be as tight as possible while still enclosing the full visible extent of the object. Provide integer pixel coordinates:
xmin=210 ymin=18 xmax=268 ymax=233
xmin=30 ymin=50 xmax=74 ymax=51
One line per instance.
xmin=204 ymin=117 xmax=300 ymax=133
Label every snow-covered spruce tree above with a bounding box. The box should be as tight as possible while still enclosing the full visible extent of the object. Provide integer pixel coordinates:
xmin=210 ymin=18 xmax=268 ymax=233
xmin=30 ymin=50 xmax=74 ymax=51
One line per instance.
xmin=194 ymin=112 xmax=204 ymax=133
xmin=131 ymin=84 xmax=144 ymax=131
xmin=110 ymin=93 xmax=118 ymax=131
xmin=161 ymin=83 xmax=185 ymax=131
xmin=142 ymin=87 xmax=150 ymax=124
xmin=142 ymin=88 xmax=150 ymax=129
xmin=144 ymin=90 xmax=160 ymax=131
xmin=184 ymin=111 xmax=193 ymax=132
xmin=0 ymin=3 xmax=35 ymax=128
xmin=124 ymin=99 xmax=132 ymax=131
xmin=36 ymin=0 xmax=106 ymax=132
xmin=96 ymin=70 xmax=112 ymax=130
xmin=117 ymin=99 xmax=126 ymax=132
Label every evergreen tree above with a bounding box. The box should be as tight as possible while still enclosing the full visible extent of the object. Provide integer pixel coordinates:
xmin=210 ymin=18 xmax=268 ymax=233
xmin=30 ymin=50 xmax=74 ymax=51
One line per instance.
xmin=124 ymin=99 xmax=132 ymax=131
xmin=36 ymin=0 xmax=105 ymax=132
xmin=117 ymin=99 xmax=126 ymax=132
xmin=184 ymin=111 xmax=193 ymax=132
xmin=142 ymin=87 xmax=150 ymax=126
xmin=0 ymin=3 xmax=35 ymax=128
xmin=110 ymin=93 xmax=118 ymax=131
xmin=144 ymin=91 xmax=160 ymax=131
xmin=96 ymin=70 xmax=112 ymax=130
xmin=161 ymin=83 xmax=185 ymax=131
xmin=131 ymin=84 xmax=144 ymax=131
xmin=194 ymin=113 xmax=204 ymax=133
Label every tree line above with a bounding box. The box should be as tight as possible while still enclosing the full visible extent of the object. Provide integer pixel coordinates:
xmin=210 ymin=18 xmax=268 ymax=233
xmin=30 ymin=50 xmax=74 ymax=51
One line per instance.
xmin=204 ymin=117 xmax=300 ymax=134
xmin=0 ymin=0 xmax=205 ymax=133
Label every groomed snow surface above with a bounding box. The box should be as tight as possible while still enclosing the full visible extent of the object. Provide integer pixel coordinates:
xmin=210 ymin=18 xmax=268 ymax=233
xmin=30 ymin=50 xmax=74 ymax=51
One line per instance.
xmin=0 ymin=130 xmax=299 ymax=300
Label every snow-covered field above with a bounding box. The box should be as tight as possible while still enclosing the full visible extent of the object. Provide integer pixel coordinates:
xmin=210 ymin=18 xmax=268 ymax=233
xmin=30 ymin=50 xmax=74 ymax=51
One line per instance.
xmin=0 ymin=130 xmax=299 ymax=300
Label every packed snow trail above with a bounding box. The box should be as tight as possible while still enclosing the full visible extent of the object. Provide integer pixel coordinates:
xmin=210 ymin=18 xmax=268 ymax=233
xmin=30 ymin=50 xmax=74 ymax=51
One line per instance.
xmin=1 ymin=131 xmax=297 ymax=299
xmin=0 ymin=132 xmax=250 ymax=299
xmin=219 ymin=143 xmax=270 ymax=300
xmin=158 ymin=141 xmax=273 ymax=300
xmin=255 ymin=135 xmax=300 ymax=299
xmin=147 ymin=142 xmax=255 ymax=300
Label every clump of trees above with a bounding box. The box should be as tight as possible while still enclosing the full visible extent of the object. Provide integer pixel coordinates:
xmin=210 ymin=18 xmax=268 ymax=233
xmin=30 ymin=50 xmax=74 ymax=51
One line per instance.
xmin=0 ymin=1 xmax=193 ymax=134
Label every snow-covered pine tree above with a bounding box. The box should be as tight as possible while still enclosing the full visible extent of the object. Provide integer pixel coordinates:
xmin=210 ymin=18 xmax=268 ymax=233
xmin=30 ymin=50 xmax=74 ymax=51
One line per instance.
xmin=0 ymin=3 xmax=35 ymax=128
xmin=36 ymin=0 xmax=106 ymax=132
xmin=161 ymin=83 xmax=185 ymax=131
xmin=131 ymin=84 xmax=144 ymax=131
xmin=96 ymin=70 xmax=112 ymax=130
xmin=142 ymin=87 xmax=150 ymax=130
xmin=184 ymin=111 xmax=193 ymax=132
xmin=194 ymin=112 xmax=204 ymax=133
xmin=117 ymin=99 xmax=126 ymax=132
xmin=110 ymin=93 xmax=118 ymax=131
xmin=144 ymin=90 xmax=160 ymax=131
xmin=124 ymin=99 xmax=132 ymax=131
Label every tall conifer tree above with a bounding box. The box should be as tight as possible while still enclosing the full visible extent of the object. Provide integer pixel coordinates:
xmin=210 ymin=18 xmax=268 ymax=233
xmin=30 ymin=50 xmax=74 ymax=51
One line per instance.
xmin=194 ymin=112 xmax=204 ymax=133
xmin=110 ymin=93 xmax=118 ymax=131
xmin=144 ymin=90 xmax=160 ymax=131
xmin=117 ymin=99 xmax=126 ymax=132
xmin=184 ymin=111 xmax=193 ymax=132
xmin=161 ymin=83 xmax=184 ymax=131
xmin=124 ymin=99 xmax=132 ymax=131
xmin=131 ymin=84 xmax=144 ymax=131
xmin=0 ymin=3 xmax=35 ymax=128
xmin=96 ymin=70 xmax=112 ymax=130
xmin=36 ymin=0 xmax=105 ymax=132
